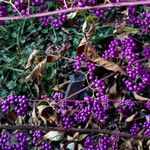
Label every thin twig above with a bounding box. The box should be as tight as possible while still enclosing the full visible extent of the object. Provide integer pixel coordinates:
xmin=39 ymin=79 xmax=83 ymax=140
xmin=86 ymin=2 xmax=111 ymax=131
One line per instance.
xmin=133 ymin=57 xmax=150 ymax=64
xmin=0 ymin=125 xmax=150 ymax=139
xmin=0 ymin=1 xmax=150 ymax=21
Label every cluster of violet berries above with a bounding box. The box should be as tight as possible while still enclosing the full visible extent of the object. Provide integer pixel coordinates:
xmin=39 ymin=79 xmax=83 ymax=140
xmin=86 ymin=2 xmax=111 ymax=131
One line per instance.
xmin=1 ymin=94 xmax=29 ymax=116
xmin=0 ymin=132 xmax=28 ymax=150
xmin=143 ymin=121 xmax=150 ymax=136
xmin=14 ymin=0 xmax=29 ymax=16
xmin=33 ymin=130 xmax=52 ymax=150
xmin=0 ymin=3 xmax=7 ymax=25
xmin=142 ymin=46 xmax=150 ymax=58
xmin=128 ymin=6 xmax=150 ymax=33
xmin=52 ymin=92 xmax=63 ymax=102
xmin=84 ymin=136 xmax=111 ymax=150
xmin=74 ymin=53 xmax=97 ymax=81
xmin=103 ymin=37 xmax=138 ymax=65
xmin=60 ymin=115 xmax=75 ymax=129
xmin=103 ymin=37 xmax=150 ymax=92
xmin=119 ymin=99 xmax=135 ymax=113
xmin=130 ymin=123 xmax=140 ymax=135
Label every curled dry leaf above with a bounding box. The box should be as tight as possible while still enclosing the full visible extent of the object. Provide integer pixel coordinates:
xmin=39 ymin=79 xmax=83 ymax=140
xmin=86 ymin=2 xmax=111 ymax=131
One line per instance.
xmin=77 ymin=24 xmax=95 ymax=55
xmin=85 ymin=44 xmax=127 ymax=75
xmin=43 ymin=131 xmax=63 ymax=141
xmin=25 ymin=58 xmax=47 ymax=82
xmin=25 ymin=49 xmax=38 ymax=70
xmin=37 ymin=104 xmax=58 ymax=124
xmin=134 ymin=93 xmax=150 ymax=101
xmin=125 ymin=112 xmax=138 ymax=122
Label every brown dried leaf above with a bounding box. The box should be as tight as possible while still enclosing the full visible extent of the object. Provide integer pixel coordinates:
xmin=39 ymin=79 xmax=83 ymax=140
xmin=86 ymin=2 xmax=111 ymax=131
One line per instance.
xmin=77 ymin=24 xmax=95 ymax=55
xmin=37 ymin=105 xmax=54 ymax=119
xmin=25 ymin=50 xmax=38 ymax=70
xmin=109 ymin=83 xmax=117 ymax=95
xmin=35 ymin=55 xmax=45 ymax=65
xmin=32 ymin=104 xmax=40 ymax=125
xmin=8 ymin=111 xmax=17 ymax=123
xmin=85 ymin=44 xmax=127 ymax=75
xmin=47 ymin=54 xmax=61 ymax=63
xmin=25 ymin=58 xmax=47 ymax=82
xmin=125 ymin=112 xmax=138 ymax=122
xmin=125 ymin=140 xmax=133 ymax=150
xmin=134 ymin=93 xmax=150 ymax=101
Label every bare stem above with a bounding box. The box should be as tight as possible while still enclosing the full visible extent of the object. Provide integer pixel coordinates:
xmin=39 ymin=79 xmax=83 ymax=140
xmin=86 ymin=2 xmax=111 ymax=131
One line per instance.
xmin=0 ymin=1 xmax=150 ymax=21
xmin=0 ymin=125 xmax=150 ymax=139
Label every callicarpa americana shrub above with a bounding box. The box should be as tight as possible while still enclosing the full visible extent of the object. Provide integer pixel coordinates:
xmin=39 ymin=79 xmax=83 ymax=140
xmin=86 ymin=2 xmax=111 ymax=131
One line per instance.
xmin=0 ymin=0 xmax=150 ymax=149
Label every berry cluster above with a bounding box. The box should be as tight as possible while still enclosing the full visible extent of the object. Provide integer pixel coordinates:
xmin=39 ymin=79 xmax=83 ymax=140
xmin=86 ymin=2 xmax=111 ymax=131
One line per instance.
xmin=14 ymin=0 xmax=29 ymax=16
xmin=75 ymin=106 xmax=91 ymax=123
xmin=102 ymin=39 xmax=122 ymax=59
xmin=73 ymin=53 xmax=86 ymax=72
xmin=60 ymin=116 xmax=75 ymax=129
xmin=0 ymin=133 xmax=10 ymax=150
xmin=130 ymin=123 xmax=140 ymax=135
xmin=39 ymin=6 xmax=67 ymax=28
xmin=142 ymin=46 xmax=150 ymax=58
xmin=1 ymin=95 xmax=29 ymax=116
xmin=103 ymin=37 xmax=150 ymax=93
xmin=0 ymin=132 xmax=28 ymax=150
xmin=33 ymin=130 xmax=43 ymax=147
xmin=0 ymin=3 xmax=7 ymax=25
xmin=92 ymin=79 xmax=107 ymax=96
xmin=99 ymin=137 xmax=111 ymax=150
xmin=33 ymin=130 xmax=52 ymax=149
xmin=92 ymin=99 xmax=107 ymax=123
xmin=111 ymin=135 xmax=120 ymax=150
xmin=128 ymin=6 xmax=150 ymax=33
xmin=143 ymin=121 xmax=150 ymax=136
xmin=119 ymin=99 xmax=135 ymax=114
xmin=103 ymin=37 xmax=138 ymax=65
xmin=52 ymin=92 xmax=63 ymax=102
xmin=84 ymin=61 xmax=96 ymax=81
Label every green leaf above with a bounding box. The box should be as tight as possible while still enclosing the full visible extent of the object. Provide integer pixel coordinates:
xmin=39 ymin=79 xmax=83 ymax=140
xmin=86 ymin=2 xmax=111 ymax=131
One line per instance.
xmin=123 ymin=27 xmax=138 ymax=35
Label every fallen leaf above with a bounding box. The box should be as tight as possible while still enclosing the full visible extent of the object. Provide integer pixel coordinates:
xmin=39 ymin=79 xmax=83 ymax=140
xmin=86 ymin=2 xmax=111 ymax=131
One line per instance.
xmin=78 ymin=144 xmax=84 ymax=150
xmin=43 ymin=131 xmax=63 ymax=141
xmin=109 ymin=83 xmax=117 ymax=95
xmin=32 ymin=104 xmax=40 ymax=126
xmin=67 ymin=11 xmax=77 ymax=19
xmin=37 ymin=105 xmax=54 ymax=119
xmin=66 ymin=142 xmax=75 ymax=150
xmin=77 ymin=24 xmax=95 ymax=55
xmin=25 ymin=49 xmax=38 ymax=70
xmin=138 ymin=140 xmax=143 ymax=150
xmin=7 ymin=111 xmax=17 ymax=123
xmin=125 ymin=112 xmax=138 ymax=122
xmin=85 ymin=44 xmax=126 ymax=75
xmin=47 ymin=54 xmax=61 ymax=63
xmin=134 ymin=93 xmax=150 ymax=101
xmin=125 ymin=140 xmax=133 ymax=150
xmin=35 ymin=55 xmax=45 ymax=65
xmin=25 ymin=58 xmax=47 ymax=82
